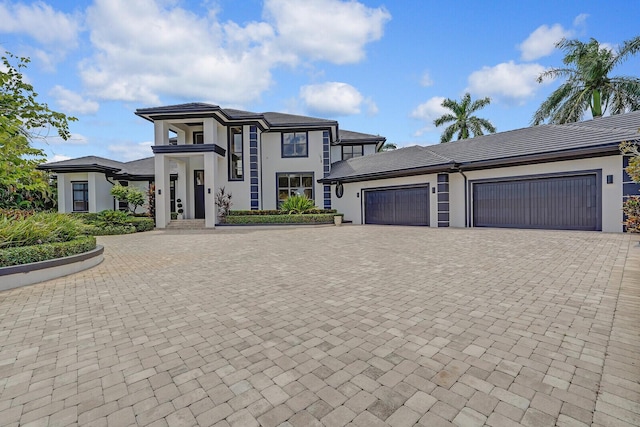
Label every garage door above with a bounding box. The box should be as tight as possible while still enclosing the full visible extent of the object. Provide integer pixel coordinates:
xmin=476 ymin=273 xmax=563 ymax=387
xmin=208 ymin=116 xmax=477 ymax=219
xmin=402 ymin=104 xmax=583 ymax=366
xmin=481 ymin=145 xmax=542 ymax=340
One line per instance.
xmin=472 ymin=173 xmax=600 ymax=230
xmin=364 ymin=186 xmax=430 ymax=225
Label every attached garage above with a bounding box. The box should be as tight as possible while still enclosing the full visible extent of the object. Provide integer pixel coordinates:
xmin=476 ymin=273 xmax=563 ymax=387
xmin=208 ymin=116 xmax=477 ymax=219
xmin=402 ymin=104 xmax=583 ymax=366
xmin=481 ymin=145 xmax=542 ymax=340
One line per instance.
xmin=364 ymin=185 xmax=430 ymax=225
xmin=471 ymin=172 xmax=601 ymax=231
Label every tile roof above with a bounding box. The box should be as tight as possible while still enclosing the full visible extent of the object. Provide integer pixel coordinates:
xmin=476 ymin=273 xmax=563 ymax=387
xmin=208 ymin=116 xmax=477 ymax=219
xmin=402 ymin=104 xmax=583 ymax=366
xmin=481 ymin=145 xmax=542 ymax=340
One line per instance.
xmin=321 ymin=111 xmax=640 ymax=183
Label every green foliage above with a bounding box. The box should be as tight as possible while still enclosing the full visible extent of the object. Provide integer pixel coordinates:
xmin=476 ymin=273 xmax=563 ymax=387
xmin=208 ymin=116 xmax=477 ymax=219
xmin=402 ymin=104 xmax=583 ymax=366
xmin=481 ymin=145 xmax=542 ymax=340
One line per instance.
xmin=433 ymin=93 xmax=496 ymax=143
xmin=0 ymin=212 xmax=84 ymax=249
xmin=533 ymin=37 xmax=640 ymax=124
xmin=96 ymin=209 xmax=130 ymax=226
xmin=224 ymin=213 xmax=337 ymax=225
xmin=1 ymin=51 xmax=76 ymax=210
xmin=127 ymin=217 xmax=154 ymax=232
xmin=110 ymin=184 xmax=146 ymax=213
xmin=229 ymin=209 xmax=336 ymax=216
xmin=279 ymin=194 xmax=316 ymax=214
xmin=620 ymin=141 xmax=640 ymax=183
xmin=379 ymin=143 xmax=397 ymax=152
xmin=0 ymin=236 xmax=96 ymax=267
xmin=82 ymin=224 xmax=136 ymax=236
xmin=623 ymin=196 xmax=640 ymax=233
xmin=0 ymin=208 xmax=36 ymax=220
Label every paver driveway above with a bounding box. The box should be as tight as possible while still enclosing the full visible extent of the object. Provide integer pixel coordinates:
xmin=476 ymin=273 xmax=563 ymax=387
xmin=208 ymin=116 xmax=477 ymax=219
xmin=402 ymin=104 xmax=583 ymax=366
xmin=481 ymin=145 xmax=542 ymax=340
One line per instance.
xmin=0 ymin=226 xmax=638 ymax=427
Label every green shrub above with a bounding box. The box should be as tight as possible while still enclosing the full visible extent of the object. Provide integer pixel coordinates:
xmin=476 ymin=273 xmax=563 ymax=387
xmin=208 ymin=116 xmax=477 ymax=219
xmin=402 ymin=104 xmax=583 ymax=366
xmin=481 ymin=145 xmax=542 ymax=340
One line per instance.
xmin=96 ymin=210 xmax=131 ymax=226
xmin=82 ymin=224 xmax=136 ymax=236
xmin=0 ymin=209 xmax=37 ymax=220
xmin=127 ymin=217 xmax=154 ymax=232
xmin=0 ymin=236 xmax=96 ymax=267
xmin=279 ymin=195 xmax=316 ymax=214
xmin=224 ymin=214 xmax=336 ymax=225
xmin=0 ymin=212 xmax=84 ymax=248
xmin=623 ymin=195 xmax=640 ymax=232
xmin=228 ymin=209 xmax=336 ymax=216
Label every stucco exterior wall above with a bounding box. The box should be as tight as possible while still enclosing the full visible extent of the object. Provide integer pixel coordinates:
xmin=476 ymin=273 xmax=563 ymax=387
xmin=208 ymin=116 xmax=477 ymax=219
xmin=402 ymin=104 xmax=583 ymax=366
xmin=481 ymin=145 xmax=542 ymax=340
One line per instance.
xmin=331 ymin=155 xmax=624 ymax=232
xmin=261 ymin=130 xmax=326 ymax=210
xmin=332 ymin=174 xmax=439 ymax=225
xmin=449 ymin=155 xmax=623 ymax=232
xmin=220 ymin=125 xmax=252 ymax=211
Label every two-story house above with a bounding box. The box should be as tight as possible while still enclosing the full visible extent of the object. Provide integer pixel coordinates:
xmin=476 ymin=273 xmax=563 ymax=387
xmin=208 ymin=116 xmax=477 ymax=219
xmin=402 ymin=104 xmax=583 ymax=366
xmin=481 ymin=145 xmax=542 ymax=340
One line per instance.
xmin=40 ymin=103 xmax=386 ymax=228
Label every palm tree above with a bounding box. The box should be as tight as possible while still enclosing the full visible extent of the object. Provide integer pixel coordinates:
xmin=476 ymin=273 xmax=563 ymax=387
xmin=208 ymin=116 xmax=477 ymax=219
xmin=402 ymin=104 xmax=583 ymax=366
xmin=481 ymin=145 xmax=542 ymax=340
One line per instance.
xmin=433 ymin=93 xmax=496 ymax=143
xmin=379 ymin=142 xmax=397 ymax=151
xmin=533 ymin=36 xmax=640 ymax=125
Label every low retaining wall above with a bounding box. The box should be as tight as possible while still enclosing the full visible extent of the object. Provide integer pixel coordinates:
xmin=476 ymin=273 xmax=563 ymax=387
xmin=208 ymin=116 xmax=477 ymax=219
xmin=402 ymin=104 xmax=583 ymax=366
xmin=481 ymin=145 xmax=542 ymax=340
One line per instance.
xmin=0 ymin=246 xmax=104 ymax=291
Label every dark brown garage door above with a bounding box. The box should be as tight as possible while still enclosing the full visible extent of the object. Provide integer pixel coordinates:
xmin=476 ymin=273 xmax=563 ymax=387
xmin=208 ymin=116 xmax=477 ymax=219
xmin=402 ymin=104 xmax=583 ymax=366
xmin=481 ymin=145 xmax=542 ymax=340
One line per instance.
xmin=472 ymin=173 xmax=600 ymax=230
xmin=364 ymin=186 xmax=430 ymax=225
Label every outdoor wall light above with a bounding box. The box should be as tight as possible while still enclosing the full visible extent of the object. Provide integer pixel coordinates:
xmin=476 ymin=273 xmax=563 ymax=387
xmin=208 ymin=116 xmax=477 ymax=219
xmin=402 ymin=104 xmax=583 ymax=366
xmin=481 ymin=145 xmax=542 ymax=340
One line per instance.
xmin=606 ymin=175 xmax=614 ymax=184
xmin=158 ymin=189 xmax=162 ymax=195
xmin=432 ymin=187 xmax=436 ymax=193
xmin=208 ymin=188 xmax=211 ymax=194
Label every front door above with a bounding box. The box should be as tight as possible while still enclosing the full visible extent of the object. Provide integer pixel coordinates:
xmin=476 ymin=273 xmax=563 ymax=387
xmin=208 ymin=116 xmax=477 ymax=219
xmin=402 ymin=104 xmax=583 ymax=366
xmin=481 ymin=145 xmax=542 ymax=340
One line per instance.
xmin=194 ymin=170 xmax=205 ymax=219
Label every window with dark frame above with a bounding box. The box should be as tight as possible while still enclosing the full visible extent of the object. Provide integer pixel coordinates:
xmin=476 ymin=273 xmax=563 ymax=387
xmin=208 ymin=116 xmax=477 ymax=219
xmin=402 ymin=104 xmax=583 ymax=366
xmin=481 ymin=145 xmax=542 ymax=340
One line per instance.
xmin=193 ymin=131 xmax=204 ymax=144
xmin=229 ymin=127 xmax=243 ymax=180
xmin=72 ymin=181 xmax=89 ymax=212
xmin=282 ymin=132 xmax=308 ymax=157
xmin=277 ymin=173 xmax=314 ymax=205
xmin=342 ymin=144 xmax=364 ymax=160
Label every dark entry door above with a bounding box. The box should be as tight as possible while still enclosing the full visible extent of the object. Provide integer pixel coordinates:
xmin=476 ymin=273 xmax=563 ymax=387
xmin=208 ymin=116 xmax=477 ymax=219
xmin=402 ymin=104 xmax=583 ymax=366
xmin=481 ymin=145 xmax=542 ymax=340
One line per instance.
xmin=194 ymin=170 xmax=205 ymax=219
xmin=364 ymin=186 xmax=430 ymax=225
xmin=472 ymin=173 xmax=600 ymax=230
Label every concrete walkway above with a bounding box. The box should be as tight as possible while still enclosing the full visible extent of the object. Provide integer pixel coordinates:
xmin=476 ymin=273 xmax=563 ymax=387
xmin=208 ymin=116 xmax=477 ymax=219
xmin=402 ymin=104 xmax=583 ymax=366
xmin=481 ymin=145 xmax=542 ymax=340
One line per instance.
xmin=0 ymin=226 xmax=638 ymax=426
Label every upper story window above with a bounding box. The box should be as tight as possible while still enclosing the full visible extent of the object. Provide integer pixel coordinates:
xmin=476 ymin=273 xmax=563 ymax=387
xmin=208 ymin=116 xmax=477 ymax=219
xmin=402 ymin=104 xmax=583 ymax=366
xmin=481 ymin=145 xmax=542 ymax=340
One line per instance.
xmin=229 ymin=127 xmax=243 ymax=180
xmin=193 ymin=131 xmax=204 ymax=144
xmin=282 ymin=132 xmax=308 ymax=158
xmin=72 ymin=181 xmax=89 ymax=212
xmin=342 ymin=145 xmax=364 ymax=160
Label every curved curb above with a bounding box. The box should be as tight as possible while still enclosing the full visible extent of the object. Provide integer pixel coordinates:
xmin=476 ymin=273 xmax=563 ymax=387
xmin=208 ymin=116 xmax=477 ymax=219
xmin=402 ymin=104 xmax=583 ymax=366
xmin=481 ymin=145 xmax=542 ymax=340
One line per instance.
xmin=0 ymin=246 xmax=104 ymax=291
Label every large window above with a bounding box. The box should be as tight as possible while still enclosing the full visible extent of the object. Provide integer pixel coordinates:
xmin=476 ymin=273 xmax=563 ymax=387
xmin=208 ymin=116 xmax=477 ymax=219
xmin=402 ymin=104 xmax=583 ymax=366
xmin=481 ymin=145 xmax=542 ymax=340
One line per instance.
xmin=342 ymin=145 xmax=364 ymax=160
xmin=72 ymin=181 xmax=88 ymax=212
xmin=277 ymin=173 xmax=314 ymax=205
xmin=229 ymin=127 xmax=243 ymax=180
xmin=282 ymin=132 xmax=308 ymax=157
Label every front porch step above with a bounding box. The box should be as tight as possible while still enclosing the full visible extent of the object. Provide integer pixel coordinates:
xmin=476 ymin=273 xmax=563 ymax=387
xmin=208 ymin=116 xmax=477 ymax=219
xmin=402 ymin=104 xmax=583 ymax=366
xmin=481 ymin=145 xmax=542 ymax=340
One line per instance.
xmin=166 ymin=219 xmax=207 ymax=229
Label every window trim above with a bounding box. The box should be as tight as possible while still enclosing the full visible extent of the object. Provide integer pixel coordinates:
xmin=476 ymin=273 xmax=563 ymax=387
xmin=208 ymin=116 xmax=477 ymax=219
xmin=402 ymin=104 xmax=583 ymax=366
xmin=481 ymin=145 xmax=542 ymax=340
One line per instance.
xmin=193 ymin=131 xmax=204 ymax=144
xmin=342 ymin=144 xmax=364 ymax=160
xmin=71 ymin=181 xmax=89 ymax=212
xmin=276 ymin=172 xmax=315 ymax=207
xmin=228 ymin=126 xmax=244 ymax=181
xmin=281 ymin=131 xmax=309 ymax=158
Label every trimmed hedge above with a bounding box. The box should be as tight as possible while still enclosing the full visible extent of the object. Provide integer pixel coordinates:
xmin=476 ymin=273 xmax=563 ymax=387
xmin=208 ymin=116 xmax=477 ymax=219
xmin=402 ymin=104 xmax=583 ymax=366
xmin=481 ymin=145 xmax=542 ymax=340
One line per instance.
xmin=82 ymin=225 xmax=136 ymax=236
xmin=0 ymin=236 xmax=97 ymax=267
xmin=127 ymin=217 xmax=155 ymax=232
xmin=229 ymin=209 xmax=337 ymax=216
xmin=224 ymin=213 xmax=339 ymax=225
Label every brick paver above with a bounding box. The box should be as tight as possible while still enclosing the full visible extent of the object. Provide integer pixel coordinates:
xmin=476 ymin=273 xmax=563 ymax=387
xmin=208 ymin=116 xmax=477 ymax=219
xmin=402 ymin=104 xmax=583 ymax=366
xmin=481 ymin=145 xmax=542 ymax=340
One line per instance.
xmin=0 ymin=226 xmax=638 ymax=426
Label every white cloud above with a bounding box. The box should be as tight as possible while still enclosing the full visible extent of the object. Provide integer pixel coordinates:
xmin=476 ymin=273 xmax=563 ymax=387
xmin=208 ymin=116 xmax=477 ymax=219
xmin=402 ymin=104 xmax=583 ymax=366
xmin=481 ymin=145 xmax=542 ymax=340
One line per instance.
xmin=50 ymin=154 xmax=71 ymax=162
xmin=467 ymin=61 xmax=551 ymax=102
xmin=108 ymin=141 xmax=154 ymax=161
xmin=264 ymin=0 xmax=391 ymax=64
xmin=79 ymin=0 xmax=390 ymax=105
xmin=364 ymin=98 xmax=378 ymax=116
xmin=300 ymin=82 xmax=366 ymax=116
xmin=420 ymin=71 xmax=433 ymax=87
xmin=573 ymin=13 xmax=588 ymax=29
xmin=0 ymin=1 xmax=80 ymax=65
xmin=50 ymin=86 xmax=100 ymax=115
xmin=519 ymin=24 xmax=572 ymax=61
xmin=410 ymin=96 xmax=448 ymax=137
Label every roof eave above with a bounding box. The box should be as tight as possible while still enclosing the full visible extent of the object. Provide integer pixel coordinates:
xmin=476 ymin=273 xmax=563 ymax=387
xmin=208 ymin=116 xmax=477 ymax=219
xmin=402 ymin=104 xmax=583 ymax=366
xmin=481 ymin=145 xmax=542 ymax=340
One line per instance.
xmin=318 ymin=162 xmax=454 ymax=184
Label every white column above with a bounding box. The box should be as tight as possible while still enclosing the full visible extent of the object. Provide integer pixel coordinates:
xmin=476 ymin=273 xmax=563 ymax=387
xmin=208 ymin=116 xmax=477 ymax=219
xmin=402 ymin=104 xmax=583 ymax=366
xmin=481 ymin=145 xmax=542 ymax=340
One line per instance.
xmin=204 ymin=152 xmax=216 ymax=228
xmin=88 ymin=172 xmax=98 ymax=213
xmin=154 ymin=120 xmax=170 ymax=145
xmin=203 ymin=118 xmax=217 ymax=145
xmin=154 ymin=154 xmax=170 ymax=228
xmin=57 ymin=175 xmax=67 ymax=213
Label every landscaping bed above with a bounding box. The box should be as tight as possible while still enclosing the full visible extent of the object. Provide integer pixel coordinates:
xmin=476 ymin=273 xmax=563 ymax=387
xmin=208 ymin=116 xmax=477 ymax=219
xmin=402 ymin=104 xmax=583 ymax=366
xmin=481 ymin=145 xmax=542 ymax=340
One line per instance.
xmin=224 ymin=213 xmax=340 ymax=225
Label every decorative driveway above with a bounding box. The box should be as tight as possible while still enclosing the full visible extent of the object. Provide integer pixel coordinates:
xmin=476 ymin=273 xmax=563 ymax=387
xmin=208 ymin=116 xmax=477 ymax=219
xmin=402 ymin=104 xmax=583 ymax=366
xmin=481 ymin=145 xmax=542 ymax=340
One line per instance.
xmin=0 ymin=226 xmax=638 ymax=427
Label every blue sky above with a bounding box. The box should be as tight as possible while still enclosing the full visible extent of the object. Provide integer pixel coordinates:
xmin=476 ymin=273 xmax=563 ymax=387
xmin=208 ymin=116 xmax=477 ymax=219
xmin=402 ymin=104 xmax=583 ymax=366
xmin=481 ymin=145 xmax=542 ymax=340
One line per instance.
xmin=1 ymin=0 xmax=638 ymax=162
